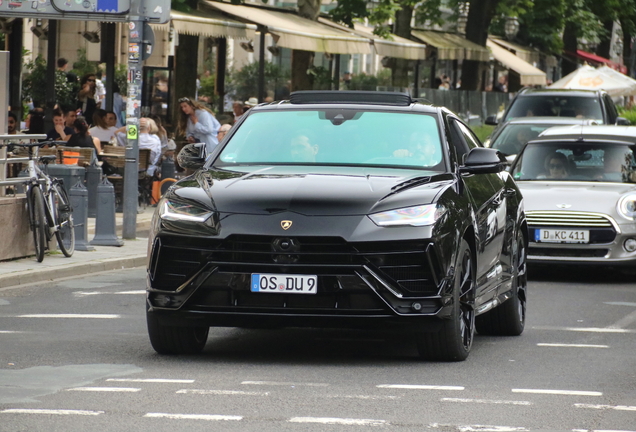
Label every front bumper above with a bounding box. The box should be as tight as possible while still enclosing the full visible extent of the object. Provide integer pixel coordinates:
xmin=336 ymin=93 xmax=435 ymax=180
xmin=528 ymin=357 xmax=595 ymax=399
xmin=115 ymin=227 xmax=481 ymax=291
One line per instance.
xmin=146 ymin=233 xmax=455 ymax=329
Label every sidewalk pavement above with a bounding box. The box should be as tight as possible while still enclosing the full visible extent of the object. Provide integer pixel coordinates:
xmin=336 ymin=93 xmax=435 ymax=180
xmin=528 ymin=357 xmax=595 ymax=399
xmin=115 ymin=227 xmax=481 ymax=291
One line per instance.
xmin=0 ymin=207 xmax=155 ymax=289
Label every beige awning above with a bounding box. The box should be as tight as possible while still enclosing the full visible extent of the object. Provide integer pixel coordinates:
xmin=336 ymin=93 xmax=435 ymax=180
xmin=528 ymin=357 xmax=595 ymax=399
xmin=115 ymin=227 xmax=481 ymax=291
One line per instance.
xmin=487 ymin=40 xmax=546 ymax=86
xmin=203 ymin=1 xmax=370 ymax=54
xmin=151 ymin=10 xmax=257 ymax=40
xmin=316 ymin=18 xmax=427 ymax=60
xmin=488 ymin=36 xmax=557 ymax=68
xmin=411 ymin=30 xmax=490 ymax=61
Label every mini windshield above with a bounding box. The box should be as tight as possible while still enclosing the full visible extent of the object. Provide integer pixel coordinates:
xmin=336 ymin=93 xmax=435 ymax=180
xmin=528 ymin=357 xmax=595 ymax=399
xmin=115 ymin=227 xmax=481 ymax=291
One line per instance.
xmin=216 ymin=110 xmax=445 ymax=171
xmin=512 ymin=142 xmax=636 ymax=183
xmin=491 ymin=124 xmax=558 ymax=155
xmin=506 ymin=96 xmax=604 ymax=122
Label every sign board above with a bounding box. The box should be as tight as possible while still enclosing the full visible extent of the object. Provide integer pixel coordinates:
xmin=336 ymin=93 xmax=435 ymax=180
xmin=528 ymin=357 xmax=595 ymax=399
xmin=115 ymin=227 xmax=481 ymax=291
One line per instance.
xmin=0 ymin=0 xmax=170 ymax=23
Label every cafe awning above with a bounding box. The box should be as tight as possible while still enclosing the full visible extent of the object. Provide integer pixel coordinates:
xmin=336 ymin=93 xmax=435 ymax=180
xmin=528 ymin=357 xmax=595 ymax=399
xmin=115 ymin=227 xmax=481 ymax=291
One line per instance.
xmin=151 ymin=9 xmax=257 ymax=40
xmin=573 ymin=49 xmax=628 ymax=74
xmin=203 ymin=1 xmax=370 ymax=54
xmin=487 ymin=39 xmax=546 ymax=86
xmin=411 ymin=30 xmax=490 ymax=61
xmin=489 ymin=36 xmax=558 ymax=68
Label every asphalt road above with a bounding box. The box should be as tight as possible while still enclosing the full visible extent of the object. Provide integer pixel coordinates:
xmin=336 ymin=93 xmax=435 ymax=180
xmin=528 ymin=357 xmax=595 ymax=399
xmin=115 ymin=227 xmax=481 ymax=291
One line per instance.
xmin=0 ymin=265 xmax=635 ymax=432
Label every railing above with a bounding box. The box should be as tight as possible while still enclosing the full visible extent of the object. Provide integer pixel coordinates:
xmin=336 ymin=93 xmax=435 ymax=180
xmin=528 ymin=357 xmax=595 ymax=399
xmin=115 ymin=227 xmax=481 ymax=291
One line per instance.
xmin=0 ymin=134 xmax=47 ymax=196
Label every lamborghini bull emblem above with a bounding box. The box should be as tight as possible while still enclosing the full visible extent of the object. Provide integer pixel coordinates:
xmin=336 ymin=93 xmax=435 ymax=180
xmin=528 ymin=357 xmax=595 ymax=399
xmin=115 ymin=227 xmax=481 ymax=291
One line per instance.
xmin=281 ymin=220 xmax=293 ymax=230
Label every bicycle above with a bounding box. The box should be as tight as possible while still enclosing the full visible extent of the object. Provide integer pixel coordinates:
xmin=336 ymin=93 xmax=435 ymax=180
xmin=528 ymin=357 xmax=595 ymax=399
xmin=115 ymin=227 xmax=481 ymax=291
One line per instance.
xmin=0 ymin=140 xmax=75 ymax=262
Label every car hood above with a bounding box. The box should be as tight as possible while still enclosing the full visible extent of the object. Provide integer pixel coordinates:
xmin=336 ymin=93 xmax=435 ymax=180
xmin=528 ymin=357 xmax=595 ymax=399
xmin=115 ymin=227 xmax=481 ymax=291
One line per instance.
xmin=170 ymin=166 xmax=454 ymax=216
xmin=518 ymin=181 xmax=636 ymax=214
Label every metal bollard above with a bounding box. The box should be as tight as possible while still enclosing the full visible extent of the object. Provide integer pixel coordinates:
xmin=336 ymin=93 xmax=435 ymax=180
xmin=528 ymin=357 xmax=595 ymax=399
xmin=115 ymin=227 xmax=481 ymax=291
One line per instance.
xmin=69 ymin=180 xmax=95 ymax=251
xmin=86 ymin=160 xmax=102 ymax=218
xmin=90 ymin=177 xmax=124 ymax=247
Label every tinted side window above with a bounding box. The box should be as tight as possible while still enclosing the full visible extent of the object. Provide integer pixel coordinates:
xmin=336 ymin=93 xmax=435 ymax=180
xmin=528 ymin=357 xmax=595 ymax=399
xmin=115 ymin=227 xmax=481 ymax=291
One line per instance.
xmin=448 ymin=119 xmax=471 ymax=163
xmin=604 ymin=95 xmax=618 ymax=123
xmin=455 ymin=121 xmax=482 ymax=149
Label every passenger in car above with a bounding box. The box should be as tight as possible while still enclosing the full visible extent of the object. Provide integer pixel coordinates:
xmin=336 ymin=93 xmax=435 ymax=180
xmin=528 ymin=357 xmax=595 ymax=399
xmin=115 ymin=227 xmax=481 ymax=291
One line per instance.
xmin=290 ymin=134 xmax=319 ymax=163
xmin=393 ymin=132 xmax=441 ymax=166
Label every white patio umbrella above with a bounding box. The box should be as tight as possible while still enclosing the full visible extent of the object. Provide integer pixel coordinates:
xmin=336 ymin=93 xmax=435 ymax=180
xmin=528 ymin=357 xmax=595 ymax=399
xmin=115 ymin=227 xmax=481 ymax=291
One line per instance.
xmin=549 ymin=65 xmax=636 ymax=97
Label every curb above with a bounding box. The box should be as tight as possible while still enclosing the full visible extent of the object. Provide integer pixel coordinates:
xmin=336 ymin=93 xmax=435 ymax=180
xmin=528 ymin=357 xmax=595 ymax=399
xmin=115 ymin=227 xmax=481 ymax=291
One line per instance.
xmin=0 ymin=255 xmax=147 ymax=289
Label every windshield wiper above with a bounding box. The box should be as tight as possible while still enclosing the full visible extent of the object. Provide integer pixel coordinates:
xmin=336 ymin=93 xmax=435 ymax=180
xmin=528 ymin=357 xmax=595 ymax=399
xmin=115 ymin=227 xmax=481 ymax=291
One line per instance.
xmin=378 ymin=176 xmax=432 ymax=201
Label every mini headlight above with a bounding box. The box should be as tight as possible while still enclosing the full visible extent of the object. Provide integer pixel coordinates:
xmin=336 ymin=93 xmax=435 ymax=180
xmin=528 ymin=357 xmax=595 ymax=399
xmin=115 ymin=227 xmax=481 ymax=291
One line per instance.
xmin=369 ymin=204 xmax=446 ymax=227
xmin=617 ymin=194 xmax=636 ymax=220
xmin=159 ymin=199 xmax=214 ymax=222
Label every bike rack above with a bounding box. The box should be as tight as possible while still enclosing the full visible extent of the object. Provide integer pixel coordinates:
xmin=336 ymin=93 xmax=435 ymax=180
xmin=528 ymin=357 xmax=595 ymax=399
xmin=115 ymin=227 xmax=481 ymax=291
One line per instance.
xmin=0 ymin=134 xmax=48 ymax=196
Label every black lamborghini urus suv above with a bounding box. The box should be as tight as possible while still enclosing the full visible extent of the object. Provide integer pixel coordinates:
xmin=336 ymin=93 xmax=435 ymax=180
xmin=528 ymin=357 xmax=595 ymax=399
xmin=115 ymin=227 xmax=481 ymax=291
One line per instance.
xmin=146 ymin=91 xmax=527 ymax=361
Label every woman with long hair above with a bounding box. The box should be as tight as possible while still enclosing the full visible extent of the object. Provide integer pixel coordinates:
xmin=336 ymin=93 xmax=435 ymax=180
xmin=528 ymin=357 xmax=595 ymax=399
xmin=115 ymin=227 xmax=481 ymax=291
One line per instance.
xmin=67 ymin=116 xmax=102 ymax=157
xmin=89 ymin=109 xmax=117 ymax=142
xmin=176 ymin=97 xmax=221 ymax=154
xmin=78 ymin=73 xmax=98 ymax=124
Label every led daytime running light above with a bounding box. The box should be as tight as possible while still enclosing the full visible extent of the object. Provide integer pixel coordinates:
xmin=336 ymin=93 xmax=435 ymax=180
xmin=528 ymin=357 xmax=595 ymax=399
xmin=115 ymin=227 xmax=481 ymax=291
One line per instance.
xmin=618 ymin=194 xmax=636 ymax=220
xmin=370 ymin=204 xmax=445 ymax=227
xmin=160 ymin=200 xmax=213 ymax=222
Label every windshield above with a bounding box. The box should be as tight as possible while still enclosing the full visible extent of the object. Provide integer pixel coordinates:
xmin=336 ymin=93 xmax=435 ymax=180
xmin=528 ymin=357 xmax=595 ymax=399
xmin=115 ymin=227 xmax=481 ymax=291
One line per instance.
xmin=506 ymin=96 xmax=604 ymax=122
xmin=512 ymin=142 xmax=636 ymax=183
xmin=216 ymin=110 xmax=445 ymax=171
xmin=491 ymin=124 xmax=559 ymax=155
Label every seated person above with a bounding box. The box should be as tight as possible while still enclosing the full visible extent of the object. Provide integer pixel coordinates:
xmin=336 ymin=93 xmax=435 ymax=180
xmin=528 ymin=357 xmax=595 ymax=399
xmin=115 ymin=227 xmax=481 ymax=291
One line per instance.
xmin=46 ymin=109 xmax=74 ymax=141
xmin=393 ymin=132 xmax=441 ymax=166
xmin=290 ymin=134 xmax=319 ymax=163
xmin=542 ymin=152 xmax=570 ymax=179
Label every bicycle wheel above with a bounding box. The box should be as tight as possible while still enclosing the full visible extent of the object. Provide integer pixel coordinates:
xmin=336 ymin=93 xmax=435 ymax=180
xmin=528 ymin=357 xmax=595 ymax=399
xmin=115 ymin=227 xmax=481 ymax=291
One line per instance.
xmin=29 ymin=185 xmax=47 ymax=263
xmin=51 ymin=183 xmax=75 ymax=257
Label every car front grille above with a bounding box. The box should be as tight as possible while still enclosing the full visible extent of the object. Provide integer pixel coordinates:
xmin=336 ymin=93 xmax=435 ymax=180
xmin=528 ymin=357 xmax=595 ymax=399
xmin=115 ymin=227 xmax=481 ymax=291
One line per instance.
xmin=529 ymin=247 xmax=609 ymax=258
xmin=526 ymin=211 xmax=616 ymax=228
xmin=149 ymin=235 xmax=442 ymax=298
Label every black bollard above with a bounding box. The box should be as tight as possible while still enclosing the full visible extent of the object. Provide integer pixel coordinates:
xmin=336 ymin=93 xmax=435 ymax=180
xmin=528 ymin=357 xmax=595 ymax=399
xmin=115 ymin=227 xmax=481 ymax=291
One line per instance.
xmin=69 ymin=180 xmax=95 ymax=251
xmin=86 ymin=160 xmax=102 ymax=218
xmin=90 ymin=177 xmax=124 ymax=247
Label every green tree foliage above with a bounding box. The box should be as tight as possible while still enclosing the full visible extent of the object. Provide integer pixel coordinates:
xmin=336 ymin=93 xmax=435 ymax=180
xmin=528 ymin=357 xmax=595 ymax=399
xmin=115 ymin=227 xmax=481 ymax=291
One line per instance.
xmin=227 ymin=61 xmax=289 ymax=102
xmin=21 ymin=55 xmax=76 ymax=110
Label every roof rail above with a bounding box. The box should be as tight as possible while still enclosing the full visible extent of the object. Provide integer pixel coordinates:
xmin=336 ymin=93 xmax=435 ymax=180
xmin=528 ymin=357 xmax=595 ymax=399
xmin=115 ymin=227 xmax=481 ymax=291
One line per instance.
xmin=290 ymin=91 xmax=413 ymax=106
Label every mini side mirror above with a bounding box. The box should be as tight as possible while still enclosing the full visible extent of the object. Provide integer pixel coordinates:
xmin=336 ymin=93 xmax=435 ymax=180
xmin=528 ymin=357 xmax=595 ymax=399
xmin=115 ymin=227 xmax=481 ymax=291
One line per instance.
xmin=459 ymin=148 xmax=506 ymax=174
xmin=485 ymin=115 xmax=499 ymax=126
xmin=617 ymin=117 xmax=631 ymax=126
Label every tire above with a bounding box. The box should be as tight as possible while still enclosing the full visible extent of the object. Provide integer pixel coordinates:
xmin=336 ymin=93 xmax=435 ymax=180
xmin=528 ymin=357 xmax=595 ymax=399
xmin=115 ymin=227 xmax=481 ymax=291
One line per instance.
xmin=147 ymin=309 xmax=209 ymax=354
xmin=417 ymin=239 xmax=475 ymax=361
xmin=476 ymin=233 xmax=527 ymax=336
xmin=51 ymin=184 xmax=75 ymax=257
xmin=29 ymin=186 xmax=47 ymax=263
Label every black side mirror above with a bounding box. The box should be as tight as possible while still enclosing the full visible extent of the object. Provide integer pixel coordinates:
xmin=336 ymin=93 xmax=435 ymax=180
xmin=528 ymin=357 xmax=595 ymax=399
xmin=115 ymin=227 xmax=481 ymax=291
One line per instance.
xmin=485 ymin=115 xmax=499 ymax=126
xmin=459 ymin=148 xmax=506 ymax=174
xmin=617 ymin=117 xmax=631 ymax=125
xmin=177 ymin=143 xmax=207 ymax=170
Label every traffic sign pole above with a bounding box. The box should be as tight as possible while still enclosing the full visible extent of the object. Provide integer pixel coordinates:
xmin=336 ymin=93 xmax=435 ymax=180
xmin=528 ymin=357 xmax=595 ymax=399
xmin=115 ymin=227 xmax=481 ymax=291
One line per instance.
xmin=123 ymin=17 xmax=144 ymax=239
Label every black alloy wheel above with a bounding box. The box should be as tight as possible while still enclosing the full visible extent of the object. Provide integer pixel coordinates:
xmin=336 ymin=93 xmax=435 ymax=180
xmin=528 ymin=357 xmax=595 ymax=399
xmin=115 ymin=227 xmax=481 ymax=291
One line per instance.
xmin=476 ymin=232 xmax=527 ymax=336
xmin=418 ymin=239 xmax=475 ymax=361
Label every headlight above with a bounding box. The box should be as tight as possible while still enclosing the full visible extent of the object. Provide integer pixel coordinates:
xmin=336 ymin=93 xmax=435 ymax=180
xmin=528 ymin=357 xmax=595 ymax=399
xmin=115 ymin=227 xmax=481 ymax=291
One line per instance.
xmin=369 ymin=204 xmax=446 ymax=227
xmin=617 ymin=194 xmax=636 ymax=220
xmin=159 ymin=199 xmax=214 ymax=222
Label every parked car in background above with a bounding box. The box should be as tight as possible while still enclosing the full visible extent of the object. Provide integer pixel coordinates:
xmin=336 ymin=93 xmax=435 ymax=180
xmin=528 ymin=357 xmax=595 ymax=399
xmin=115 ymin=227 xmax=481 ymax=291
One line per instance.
xmin=146 ymin=91 xmax=528 ymax=362
xmin=510 ymin=125 xmax=636 ymax=266
xmin=484 ymin=116 xmax=593 ymax=160
xmin=486 ymin=88 xmax=630 ymax=130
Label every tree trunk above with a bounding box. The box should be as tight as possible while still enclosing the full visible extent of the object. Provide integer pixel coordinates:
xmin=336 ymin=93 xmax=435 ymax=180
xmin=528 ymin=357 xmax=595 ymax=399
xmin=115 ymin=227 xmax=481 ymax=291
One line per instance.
xmin=460 ymin=0 xmax=500 ymax=91
xmin=596 ymin=20 xmax=614 ymax=60
xmin=391 ymin=5 xmax=414 ymax=88
xmin=620 ymin=18 xmax=634 ymax=77
xmin=562 ymin=22 xmax=579 ymax=76
xmin=291 ymin=50 xmax=314 ymax=92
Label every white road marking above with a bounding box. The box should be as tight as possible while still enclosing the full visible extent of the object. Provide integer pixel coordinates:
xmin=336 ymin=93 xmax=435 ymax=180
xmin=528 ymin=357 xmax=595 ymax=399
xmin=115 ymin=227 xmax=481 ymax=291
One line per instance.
xmin=288 ymin=417 xmax=387 ymax=426
xmin=537 ymin=343 xmax=609 ymax=348
xmin=144 ymin=413 xmax=242 ymax=421
xmin=574 ymin=429 xmax=636 ymax=432
xmin=107 ymin=378 xmax=194 ymax=383
xmin=0 ymin=330 xmax=23 ymax=334
xmin=512 ymin=389 xmax=602 ymax=396
xmin=176 ymin=389 xmax=269 ymax=396
xmin=17 ymin=314 xmax=120 ymax=319
xmin=327 ymin=394 xmax=400 ymax=400
xmin=74 ymin=290 xmax=145 ymax=296
xmin=241 ymin=380 xmax=328 ymax=387
xmin=608 ymin=310 xmax=636 ymax=329
xmin=441 ymin=398 xmax=532 ymax=406
xmin=532 ymin=326 xmax=634 ymax=333
xmin=604 ymin=302 xmax=636 ymax=307
xmin=456 ymin=426 xmax=528 ymax=432
xmin=1 ymin=409 xmax=104 ymax=416
xmin=377 ymin=384 xmax=464 ymax=391
xmin=575 ymin=403 xmax=636 ymax=411
xmin=66 ymin=387 xmax=141 ymax=392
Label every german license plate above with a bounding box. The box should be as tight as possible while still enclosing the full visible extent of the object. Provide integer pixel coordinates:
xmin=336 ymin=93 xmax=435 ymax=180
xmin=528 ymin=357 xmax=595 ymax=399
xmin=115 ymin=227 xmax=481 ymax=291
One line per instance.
xmin=251 ymin=274 xmax=317 ymax=294
xmin=535 ymin=229 xmax=589 ymax=243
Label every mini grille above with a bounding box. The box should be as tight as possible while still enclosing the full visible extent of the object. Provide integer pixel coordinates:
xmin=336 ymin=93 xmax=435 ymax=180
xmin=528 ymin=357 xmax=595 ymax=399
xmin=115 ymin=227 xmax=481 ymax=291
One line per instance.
xmin=526 ymin=211 xmax=614 ymax=228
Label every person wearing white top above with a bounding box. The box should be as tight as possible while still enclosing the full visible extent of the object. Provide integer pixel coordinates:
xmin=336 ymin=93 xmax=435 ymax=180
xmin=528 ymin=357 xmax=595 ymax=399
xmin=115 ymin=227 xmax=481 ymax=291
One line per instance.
xmin=139 ymin=118 xmax=162 ymax=176
xmin=89 ymin=109 xmax=118 ymax=142
xmin=177 ymin=97 xmax=220 ymax=155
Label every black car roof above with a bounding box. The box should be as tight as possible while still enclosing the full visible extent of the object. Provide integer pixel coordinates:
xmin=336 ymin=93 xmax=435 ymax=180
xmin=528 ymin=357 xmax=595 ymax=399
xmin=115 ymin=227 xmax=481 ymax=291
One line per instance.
xmin=517 ymin=88 xmax=604 ymax=97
